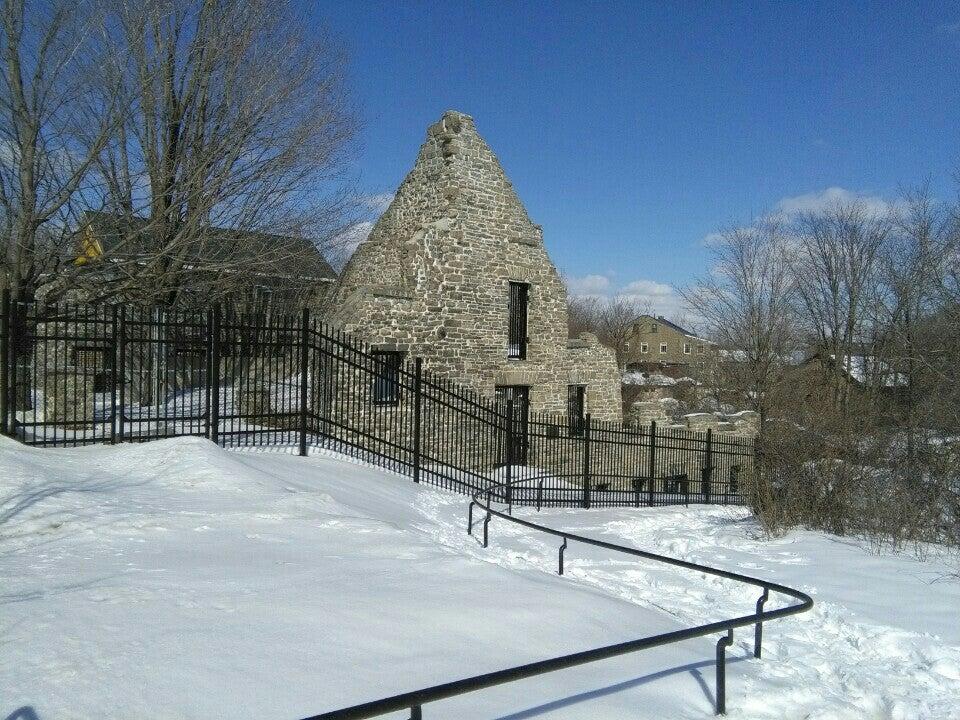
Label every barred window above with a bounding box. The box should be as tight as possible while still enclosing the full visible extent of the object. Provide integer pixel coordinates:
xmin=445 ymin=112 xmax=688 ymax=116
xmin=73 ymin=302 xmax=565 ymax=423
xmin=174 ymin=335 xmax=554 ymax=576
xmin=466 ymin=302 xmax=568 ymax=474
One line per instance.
xmin=567 ymin=384 xmax=585 ymax=437
xmin=507 ymin=282 xmax=529 ymax=359
xmin=371 ymin=351 xmax=403 ymax=405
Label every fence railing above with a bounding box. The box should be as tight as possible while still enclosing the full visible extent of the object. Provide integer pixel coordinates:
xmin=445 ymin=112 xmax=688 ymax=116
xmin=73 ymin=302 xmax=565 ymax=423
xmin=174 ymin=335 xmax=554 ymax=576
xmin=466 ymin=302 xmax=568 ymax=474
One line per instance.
xmin=302 ymin=478 xmax=813 ymax=718
xmin=1 ymin=293 xmax=756 ymax=507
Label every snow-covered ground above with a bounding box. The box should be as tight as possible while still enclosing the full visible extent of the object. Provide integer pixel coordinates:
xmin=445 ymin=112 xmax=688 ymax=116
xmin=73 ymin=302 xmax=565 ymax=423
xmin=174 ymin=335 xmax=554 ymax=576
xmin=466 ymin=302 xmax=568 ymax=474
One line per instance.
xmin=2 ymin=437 xmax=959 ymax=719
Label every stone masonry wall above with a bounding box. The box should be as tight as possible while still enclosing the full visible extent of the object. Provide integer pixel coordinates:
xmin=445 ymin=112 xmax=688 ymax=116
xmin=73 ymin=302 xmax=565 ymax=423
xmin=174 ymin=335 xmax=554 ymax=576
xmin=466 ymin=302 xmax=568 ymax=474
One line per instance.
xmin=326 ymin=111 xmax=622 ymax=422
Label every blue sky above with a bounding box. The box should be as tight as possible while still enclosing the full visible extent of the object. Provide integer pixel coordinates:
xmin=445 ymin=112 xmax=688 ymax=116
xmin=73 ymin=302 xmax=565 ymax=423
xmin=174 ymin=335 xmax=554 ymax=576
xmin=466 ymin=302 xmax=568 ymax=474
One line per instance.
xmin=318 ymin=1 xmax=960 ymax=314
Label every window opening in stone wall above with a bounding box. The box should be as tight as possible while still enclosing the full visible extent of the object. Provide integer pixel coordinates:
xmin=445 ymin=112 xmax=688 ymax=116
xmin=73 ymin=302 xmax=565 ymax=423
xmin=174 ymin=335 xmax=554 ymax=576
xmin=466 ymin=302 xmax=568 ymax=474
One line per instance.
xmin=507 ymin=282 xmax=529 ymax=360
xmin=567 ymin=384 xmax=586 ymax=437
xmin=495 ymin=384 xmax=530 ymax=463
xmin=371 ymin=351 xmax=403 ymax=405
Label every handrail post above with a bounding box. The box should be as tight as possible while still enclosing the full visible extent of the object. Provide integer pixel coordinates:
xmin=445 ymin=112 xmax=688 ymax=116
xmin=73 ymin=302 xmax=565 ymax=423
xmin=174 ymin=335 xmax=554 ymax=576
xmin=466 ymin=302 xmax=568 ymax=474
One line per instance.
xmin=0 ymin=289 xmax=9 ymax=436
xmin=648 ymin=420 xmax=657 ymax=507
xmin=413 ymin=358 xmax=423 ymax=483
xmin=754 ymin=588 xmax=769 ymax=658
xmin=117 ymin=306 xmax=126 ymax=443
xmin=536 ymin=479 xmax=543 ymax=512
xmin=716 ymin=627 xmax=733 ymax=715
xmin=410 ymin=706 xmax=422 ymax=720
xmin=703 ymin=427 xmax=713 ymax=502
xmin=482 ymin=509 xmax=491 ymax=548
xmin=558 ymin=537 xmax=567 ymax=575
xmin=299 ymin=308 xmax=310 ymax=456
xmin=505 ymin=399 xmax=513 ymax=505
xmin=582 ymin=413 xmax=591 ymax=509
xmin=467 ymin=501 xmax=474 ymax=535
xmin=210 ymin=304 xmax=221 ymax=446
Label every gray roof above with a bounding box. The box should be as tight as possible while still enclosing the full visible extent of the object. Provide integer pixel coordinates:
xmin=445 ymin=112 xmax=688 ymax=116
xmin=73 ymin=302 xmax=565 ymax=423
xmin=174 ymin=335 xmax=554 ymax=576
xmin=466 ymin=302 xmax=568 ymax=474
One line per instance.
xmin=80 ymin=211 xmax=336 ymax=280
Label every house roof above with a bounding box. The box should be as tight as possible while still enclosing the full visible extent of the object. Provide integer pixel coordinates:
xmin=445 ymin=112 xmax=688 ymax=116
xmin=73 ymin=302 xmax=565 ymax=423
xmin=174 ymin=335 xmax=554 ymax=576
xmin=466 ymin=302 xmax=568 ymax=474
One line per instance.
xmin=798 ymin=353 xmax=908 ymax=387
xmin=78 ymin=211 xmax=336 ymax=280
xmin=830 ymin=354 xmax=907 ymax=387
xmin=638 ymin=314 xmax=711 ymax=342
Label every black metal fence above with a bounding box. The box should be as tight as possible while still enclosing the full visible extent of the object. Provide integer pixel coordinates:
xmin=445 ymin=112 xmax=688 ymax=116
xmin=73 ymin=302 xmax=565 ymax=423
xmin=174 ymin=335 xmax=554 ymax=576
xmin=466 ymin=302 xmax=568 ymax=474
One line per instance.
xmin=1 ymin=293 xmax=754 ymax=507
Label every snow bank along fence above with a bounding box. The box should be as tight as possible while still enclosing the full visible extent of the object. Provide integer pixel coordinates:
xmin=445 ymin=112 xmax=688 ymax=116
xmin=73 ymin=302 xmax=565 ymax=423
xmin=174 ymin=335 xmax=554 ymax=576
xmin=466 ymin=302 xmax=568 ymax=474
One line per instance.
xmin=0 ymin=293 xmax=755 ymax=507
xmin=303 ymin=479 xmax=813 ymax=718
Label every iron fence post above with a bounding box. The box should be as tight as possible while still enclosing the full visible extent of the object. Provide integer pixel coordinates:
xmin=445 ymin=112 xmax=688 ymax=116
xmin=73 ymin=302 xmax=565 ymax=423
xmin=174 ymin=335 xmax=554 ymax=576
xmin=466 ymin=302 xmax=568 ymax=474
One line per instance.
xmin=582 ymin=413 xmax=592 ymax=509
xmin=0 ymin=289 xmax=9 ymax=436
xmin=109 ymin=306 xmax=118 ymax=444
xmin=648 ymin=420 xmax=657 ymax=507
xmin=703 ymin=427 xmax=713 ymax=502
xmin=205 ymin=307 xmax=213 ymax=439
xmin=7 ymin=298 xmax=20 ymax=437
xmin=210 ymin=304 xmax=221 ymax=446
xmin=117 ymin=306 xmax=126 ymax=442
xmin=299 ymin=308 xmax=310 ymax=457
xmin=505 ymin=399 xmax=513 ymax=505
xmin=413 ymin=357 xmax=422 ymax=483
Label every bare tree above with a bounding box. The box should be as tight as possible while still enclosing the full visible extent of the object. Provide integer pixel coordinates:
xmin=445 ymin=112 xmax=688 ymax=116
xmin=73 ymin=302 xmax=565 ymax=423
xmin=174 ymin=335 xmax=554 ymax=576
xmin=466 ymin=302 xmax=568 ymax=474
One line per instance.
xmin=565 ymin=290 xmax=648 ymax=370
xmin=683 ymin=219 xmax=797 ymax=430
xmin=0 ymin=0 xmax=118 ymax=300
xmin=791 ymin=200 xmax=889 ymax=410
xmin=566 ymin=293 xmax=601 ymax=337
xmin=73 ymin=0 xmax=358 ymax=307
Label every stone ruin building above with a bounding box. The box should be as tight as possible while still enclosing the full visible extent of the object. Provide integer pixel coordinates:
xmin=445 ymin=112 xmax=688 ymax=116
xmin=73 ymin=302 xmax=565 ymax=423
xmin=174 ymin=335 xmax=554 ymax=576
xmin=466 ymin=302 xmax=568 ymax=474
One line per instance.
xmin=326 ymin=110 xmax=622 ymax=424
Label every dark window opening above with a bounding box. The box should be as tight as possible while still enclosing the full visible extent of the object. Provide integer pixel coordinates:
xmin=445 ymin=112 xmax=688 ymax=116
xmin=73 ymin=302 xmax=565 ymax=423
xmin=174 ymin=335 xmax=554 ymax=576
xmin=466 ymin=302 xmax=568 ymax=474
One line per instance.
xmin=507 ymin=282 xmax=529 ymax=360
xmin=495 ymin=384 xmax=530 ymax=464
xmin=567 ymin=384 xmax=585 ymax=436
xmin=371 ymin=351 xmax=403 ymax=405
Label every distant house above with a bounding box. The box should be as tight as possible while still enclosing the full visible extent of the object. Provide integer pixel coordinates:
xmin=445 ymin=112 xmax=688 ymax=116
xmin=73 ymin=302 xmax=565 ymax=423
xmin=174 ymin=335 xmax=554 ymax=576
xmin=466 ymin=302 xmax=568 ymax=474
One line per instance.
xmin=797 ymin=353 xmax=907 ymax=392
xmin=623 ymin=314 xmax=714 ymax=375
xmin=73 ymin=211 xmax=336 ymax=312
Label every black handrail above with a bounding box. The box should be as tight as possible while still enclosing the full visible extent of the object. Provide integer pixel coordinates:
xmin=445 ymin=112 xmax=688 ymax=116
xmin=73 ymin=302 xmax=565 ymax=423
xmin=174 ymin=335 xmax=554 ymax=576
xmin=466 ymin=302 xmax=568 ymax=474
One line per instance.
xmin=302 ymin=478 xmax=813 ymax=719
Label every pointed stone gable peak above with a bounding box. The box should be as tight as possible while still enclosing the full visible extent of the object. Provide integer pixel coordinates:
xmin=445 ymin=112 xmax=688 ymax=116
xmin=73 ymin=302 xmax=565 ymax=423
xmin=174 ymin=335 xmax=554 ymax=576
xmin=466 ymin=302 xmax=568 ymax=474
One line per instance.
xmin=394 ymin=110 xmax=543 ymax=246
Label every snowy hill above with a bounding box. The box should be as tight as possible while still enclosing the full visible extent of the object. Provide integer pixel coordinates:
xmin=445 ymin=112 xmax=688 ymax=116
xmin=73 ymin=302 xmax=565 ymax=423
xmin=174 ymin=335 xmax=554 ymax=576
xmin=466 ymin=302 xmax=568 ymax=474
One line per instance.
xmin=2 ymin=437 xmax=959 ymax=719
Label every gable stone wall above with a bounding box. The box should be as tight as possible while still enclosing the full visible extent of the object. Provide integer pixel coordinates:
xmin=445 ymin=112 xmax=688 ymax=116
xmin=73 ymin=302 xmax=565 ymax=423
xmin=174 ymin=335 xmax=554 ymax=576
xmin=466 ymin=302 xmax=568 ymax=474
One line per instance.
xmin=325 ymin=111 xmax=621 ymax=422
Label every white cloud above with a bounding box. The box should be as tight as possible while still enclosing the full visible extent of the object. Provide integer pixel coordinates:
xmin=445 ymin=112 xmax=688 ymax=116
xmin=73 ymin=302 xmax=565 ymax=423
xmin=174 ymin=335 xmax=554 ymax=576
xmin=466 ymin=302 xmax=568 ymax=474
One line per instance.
xmin=618 ymin=279 xmax=685 ymax=317
xmin=566 ymin=273 xmax=686 ymax=319
xmin=772 ymin=187 xmax=891 ymax=218
xmin=702 ymin=186 xmax=894 ymax=246
xmin=565 ymin=273 xmax=611 ymax=296
xmin=364 ymin=192 xmax=395 ymax=214
xmin=330 ymin=220 xmax=373 ymax=268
